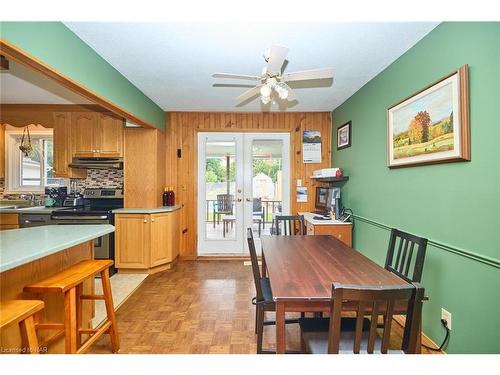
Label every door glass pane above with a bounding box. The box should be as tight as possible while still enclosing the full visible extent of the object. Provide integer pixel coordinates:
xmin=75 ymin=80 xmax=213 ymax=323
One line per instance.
xmin=251 ymin=139 xmax=283 ymax=237
xmin=205 ymin=141 xmax=236 ymax=240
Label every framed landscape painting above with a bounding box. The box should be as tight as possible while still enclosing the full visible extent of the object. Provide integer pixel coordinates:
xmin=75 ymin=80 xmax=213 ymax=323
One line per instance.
xmin=387 ymin=65 xmax=470 ymax=168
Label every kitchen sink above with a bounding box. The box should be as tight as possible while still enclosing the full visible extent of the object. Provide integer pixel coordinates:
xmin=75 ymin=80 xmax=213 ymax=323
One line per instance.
xmin=0 ymin=205 xmax=44 ymax=210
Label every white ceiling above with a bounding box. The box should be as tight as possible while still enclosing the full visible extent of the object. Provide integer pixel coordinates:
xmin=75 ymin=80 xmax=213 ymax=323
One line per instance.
xmin=65 ymin=22 xmax=438 ymax=112
xmin=0 ymin=60 xmax=91 ymax=104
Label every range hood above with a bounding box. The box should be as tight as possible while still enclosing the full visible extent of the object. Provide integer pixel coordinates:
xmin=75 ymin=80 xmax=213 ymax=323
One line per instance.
xmin=69 ymin=157 xmax=123 ymax=170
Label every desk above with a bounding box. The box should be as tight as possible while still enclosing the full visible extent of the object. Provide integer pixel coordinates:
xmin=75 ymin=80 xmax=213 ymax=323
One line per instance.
xmin=299 ymin=212 xmax=353 ymax=246
xmin=260 ymin=235 xmax=423 ymax=354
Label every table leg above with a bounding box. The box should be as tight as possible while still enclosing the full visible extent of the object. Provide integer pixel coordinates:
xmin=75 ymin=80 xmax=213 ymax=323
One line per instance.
xmin=276 ymin=301 xmax=286 ymax=354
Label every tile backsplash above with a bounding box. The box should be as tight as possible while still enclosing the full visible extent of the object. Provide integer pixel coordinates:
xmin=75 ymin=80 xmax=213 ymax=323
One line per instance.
xmin=73 ymin=169 xmax=124 ymax=193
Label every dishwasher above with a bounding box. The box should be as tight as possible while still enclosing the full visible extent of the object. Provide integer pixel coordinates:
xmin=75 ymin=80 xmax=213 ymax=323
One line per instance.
xmin=19 ymin=213 xmax=54 ymax=227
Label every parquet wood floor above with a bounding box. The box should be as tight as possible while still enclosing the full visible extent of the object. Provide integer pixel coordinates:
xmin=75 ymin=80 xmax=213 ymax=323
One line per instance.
xmin=88 ymin=260 xmax=441 ymax=354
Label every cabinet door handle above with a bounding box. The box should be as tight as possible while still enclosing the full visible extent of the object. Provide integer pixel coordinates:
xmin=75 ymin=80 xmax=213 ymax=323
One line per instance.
xmin=143 ymin=219 xmax=148 ymax=223
xmin=151 ymin=218 xmax=155 ymax=222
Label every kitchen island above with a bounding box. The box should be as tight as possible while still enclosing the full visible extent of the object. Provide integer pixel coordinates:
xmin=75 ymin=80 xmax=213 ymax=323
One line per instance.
xmin=0 ymin=225 xmax=114 ymax=353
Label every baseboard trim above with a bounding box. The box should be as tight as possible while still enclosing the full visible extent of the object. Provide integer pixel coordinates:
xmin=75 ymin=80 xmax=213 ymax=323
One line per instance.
xmin=392 ymin=315 xmax=446 ymax=354
xmin=196 ymin=256 xmax=251 ymax=261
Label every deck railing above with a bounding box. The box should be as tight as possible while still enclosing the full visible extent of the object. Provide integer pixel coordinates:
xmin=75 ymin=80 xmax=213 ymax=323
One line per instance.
xmin=205 ymin=199 xmax=281 ymax=223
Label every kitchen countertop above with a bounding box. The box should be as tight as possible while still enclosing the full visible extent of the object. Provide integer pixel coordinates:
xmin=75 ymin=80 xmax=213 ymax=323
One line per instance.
xmin=112 ymin=205 xmax=181 ymax=214
xmin=0 ymin=224 xmax=115 ymax=273
xmin=0 ymin=206 xmax=68 ymax=214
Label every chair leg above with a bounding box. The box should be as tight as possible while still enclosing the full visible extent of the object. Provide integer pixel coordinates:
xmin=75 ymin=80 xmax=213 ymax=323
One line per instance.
xmin=300 ymin=330 xmax=307 ymax=354
xmin=254 ymin=302 xmax=258 ymax=334
xmin=256 ymin=305 xmax=265 ymax=354
xmin=101 ymin=268 xmax=120 ymax=353
xmin=76 ymin=283 xmax=83 ymax=348
xmin=19 ymin=315 xmax=39 ymax=354
xmin=64 ymin=287 xmax=78 ymax=354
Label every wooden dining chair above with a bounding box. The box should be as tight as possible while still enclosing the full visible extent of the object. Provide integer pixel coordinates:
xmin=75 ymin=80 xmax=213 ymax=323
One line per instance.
xmin=385 ymin=228 xmax=428 ymax=283
xmin=299 ymin=282 xmax=424 ymax=354
xmin=247 ymin=228 xmax=299 ymax=354
xmin=272 ymin=215 xmax=306 ymax=235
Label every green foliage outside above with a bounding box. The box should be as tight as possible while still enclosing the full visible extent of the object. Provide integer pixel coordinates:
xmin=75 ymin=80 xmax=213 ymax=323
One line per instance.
xmin=205 ymin=157 xmax=281 ymax=183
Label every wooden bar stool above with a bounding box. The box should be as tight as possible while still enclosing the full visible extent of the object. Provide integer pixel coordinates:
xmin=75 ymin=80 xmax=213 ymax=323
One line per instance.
xmin=0 ymin=300 xmax=44 ymax=354
xmin=23 ymin=259 xmax=119 ymax=354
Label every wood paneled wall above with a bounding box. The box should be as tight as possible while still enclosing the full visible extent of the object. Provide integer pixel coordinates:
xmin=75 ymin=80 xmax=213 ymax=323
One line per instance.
xmin=165 ymin=112 xmax=332 ymax=259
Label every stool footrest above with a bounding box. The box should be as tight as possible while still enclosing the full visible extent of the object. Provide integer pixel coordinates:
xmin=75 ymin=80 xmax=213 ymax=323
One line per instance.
xmin=76 ymin=321 xmax=112 ymax=354
xmin=37 ymin=323 xmax=64 ymax=330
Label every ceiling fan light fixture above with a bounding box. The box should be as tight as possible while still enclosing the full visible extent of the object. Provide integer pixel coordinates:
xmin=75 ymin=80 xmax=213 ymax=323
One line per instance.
xmin=260 ymin=85 xmax=272 ymax=97
xmin=278 ymin=88 xmax=289 ymax=100
xmin=261 ymin=95 xmax=271 ymax=105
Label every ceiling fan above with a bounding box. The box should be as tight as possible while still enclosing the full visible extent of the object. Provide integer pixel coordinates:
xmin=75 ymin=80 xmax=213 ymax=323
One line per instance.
xmin=213 ymin=45 xmax=334 ymax=106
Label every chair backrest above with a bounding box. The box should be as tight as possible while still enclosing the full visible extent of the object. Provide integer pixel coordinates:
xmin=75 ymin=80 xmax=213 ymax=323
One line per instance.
xmin=385 ymin=228 xmax=428 ymax=283
xmin=246 ymin=228 xmax=263 ymax=301
xmin=216 ymin=194 xmax=234 ymax=212
xmin=253 ymin=198 xmax=262 ymax=212
xmin=274 ymin=215 xmax=306 ymax=235
xmin=327 ymin=282 xmax=418 ymax=354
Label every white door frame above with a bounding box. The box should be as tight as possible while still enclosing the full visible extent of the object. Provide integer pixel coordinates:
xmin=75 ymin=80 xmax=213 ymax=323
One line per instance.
xmin=197 ymin=132 xmax=291 ymax=256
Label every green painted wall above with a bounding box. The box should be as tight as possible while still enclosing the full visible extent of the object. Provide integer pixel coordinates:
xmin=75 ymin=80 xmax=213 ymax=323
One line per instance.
xmin=0 ymin=22 xmax=165 ymax=129
xmin=332 ymin=22 xmax=500 ymax=353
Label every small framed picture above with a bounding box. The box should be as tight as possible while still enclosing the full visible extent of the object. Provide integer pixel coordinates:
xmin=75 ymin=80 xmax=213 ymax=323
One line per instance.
xmin=337 ymin=121 xmax=351 ymax=150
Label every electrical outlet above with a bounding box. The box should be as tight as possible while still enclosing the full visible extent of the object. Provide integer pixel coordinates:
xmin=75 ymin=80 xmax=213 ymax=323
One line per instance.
xmin=441 ymin=308 xmax=452 ymax=330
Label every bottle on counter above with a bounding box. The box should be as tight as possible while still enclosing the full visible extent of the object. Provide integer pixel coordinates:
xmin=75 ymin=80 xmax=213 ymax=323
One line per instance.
xmin=162 ymin=187 xmax=168 ymax=206
xmin=169 ymin=187 xmax=175 ymax=206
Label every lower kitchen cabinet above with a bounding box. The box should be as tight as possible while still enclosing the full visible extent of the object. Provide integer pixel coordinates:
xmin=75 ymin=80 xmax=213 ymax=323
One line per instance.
xmin=114 ymin=210 xmax=180 ymax=273
xmin=0 ymin=213 xmax=19 ymax=230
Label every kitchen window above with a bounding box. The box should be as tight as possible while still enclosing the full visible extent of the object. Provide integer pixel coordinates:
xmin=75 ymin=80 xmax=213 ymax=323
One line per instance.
xmin=5 ymin=127 xmax=65 ymax=192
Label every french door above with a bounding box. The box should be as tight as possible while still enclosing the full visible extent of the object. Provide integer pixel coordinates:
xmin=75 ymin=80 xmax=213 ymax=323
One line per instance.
xmin=197 ymin=132 xmax=290 ymax=255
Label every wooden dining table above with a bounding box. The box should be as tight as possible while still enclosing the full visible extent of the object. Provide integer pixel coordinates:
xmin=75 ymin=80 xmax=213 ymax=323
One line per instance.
xmin=260 ymin=235 xmax=423 ymax=354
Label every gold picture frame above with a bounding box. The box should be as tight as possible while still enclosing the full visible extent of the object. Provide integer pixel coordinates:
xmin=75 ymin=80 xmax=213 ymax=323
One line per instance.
xmin=387 ymin=65 xmax=470 ymax=168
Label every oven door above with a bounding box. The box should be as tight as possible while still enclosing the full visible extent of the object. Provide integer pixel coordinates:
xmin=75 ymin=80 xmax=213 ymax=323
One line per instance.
xmin=51 ymin=216 xmax=111 ymax=260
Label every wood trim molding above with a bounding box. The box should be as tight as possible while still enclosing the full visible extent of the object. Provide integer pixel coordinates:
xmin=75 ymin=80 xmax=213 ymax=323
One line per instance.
xmin=0 ymin=39 xmax=155 ymax=129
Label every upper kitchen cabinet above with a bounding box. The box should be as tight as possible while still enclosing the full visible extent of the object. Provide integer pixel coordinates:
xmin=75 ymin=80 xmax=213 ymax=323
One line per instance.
xmin=97 ymin=113 xmax=124 ymax=157
xmin=72 ymin=112 xmax=124 ymax=158
xmin=53 ymin=112 xmax=85 ymax=178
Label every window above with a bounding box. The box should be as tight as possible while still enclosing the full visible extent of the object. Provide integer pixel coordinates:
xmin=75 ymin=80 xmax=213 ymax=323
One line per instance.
xmin=6 ymin=128 xmax=65 ymax=192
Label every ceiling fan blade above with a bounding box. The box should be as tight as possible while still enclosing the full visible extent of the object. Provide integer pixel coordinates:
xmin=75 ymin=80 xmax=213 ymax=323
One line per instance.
xmin=266 ymin=45 xmax=289 ymax=75
xmin=283 ymin=68 xmax=334 ymax=82
xmin=236 ymin=84 xmax=263 ymax=104
xmin=213 ymin=73 xmax=262 ymax=81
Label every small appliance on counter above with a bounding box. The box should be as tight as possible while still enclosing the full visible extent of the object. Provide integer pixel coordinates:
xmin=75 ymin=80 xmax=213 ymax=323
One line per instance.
xmin=44 ymin=187 xmax=68 ymax=207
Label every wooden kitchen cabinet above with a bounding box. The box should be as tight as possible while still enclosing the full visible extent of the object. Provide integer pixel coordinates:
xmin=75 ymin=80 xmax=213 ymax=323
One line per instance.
xmin=115 ymin=209 xmax=180 ymax=273
xmin=71 ymin=112 xmax=123 ymax=158
xmin=0 ymin=124 xmax=5 ymax=179
xmin=53 ymin=112 xmax=86 ymax=178
xmin=95 ymin=113 xmax=123 ymax=157
xmin=0 ymin=213 xmax=19 ymax=230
